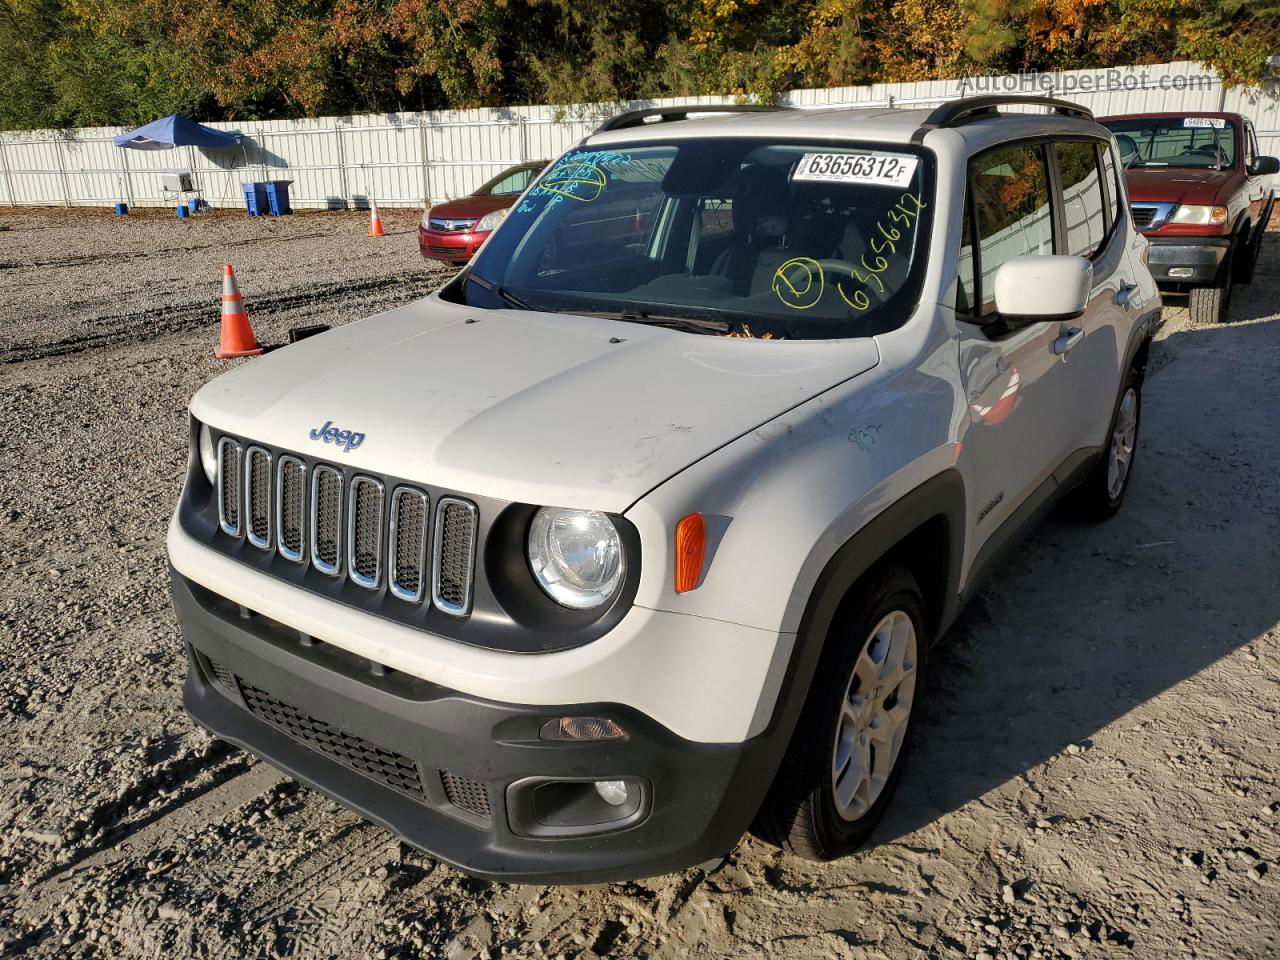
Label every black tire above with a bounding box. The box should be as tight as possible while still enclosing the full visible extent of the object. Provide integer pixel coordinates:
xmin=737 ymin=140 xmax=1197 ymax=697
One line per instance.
xmin=1070 ymin=366 xmax=1142 ymax=522
xmin=1189 ymin=244 xmax=1235 ymax=323
xmin=754 ymin=568 xmax=928 ymax=861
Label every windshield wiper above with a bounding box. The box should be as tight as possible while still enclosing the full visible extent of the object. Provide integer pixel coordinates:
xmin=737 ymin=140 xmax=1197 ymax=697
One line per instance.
xmin=567 ymin=309 xmax=731 ymax=335
xmin=465 ymin=272 xmax=533 ymax=311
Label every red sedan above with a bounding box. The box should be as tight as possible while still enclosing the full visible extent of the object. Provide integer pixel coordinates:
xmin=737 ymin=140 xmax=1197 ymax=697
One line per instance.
xmin=419 ymin=161 xmax=548 ymax=265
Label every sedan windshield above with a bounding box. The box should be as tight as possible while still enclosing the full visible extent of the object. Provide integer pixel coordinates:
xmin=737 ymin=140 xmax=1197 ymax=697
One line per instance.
xmin=1102 ymin=117 xmax=1237 ymax=170
xmin=456 ymin=138 xmax=935 ymax=339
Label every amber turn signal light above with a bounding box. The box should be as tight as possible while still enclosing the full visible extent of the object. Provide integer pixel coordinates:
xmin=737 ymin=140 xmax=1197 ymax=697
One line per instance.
xmin=674 ymin=513 xmax=706 ymax=593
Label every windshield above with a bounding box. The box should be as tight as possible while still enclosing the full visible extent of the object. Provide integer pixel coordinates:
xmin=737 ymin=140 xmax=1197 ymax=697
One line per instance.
xmin=1102 ymin=117 xmax=1237 ymax=170
xmin=456 ymin=138 xmax=935 ymax=339
xmin=475 ymin=164 xmax=545 ymax=197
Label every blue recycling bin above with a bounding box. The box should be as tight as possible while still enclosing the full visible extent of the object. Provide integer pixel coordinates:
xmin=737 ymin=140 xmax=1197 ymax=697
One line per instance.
xmin=241 ymin=182 xmax=268 ymax=216
xmin=263 ymin=180 xmax=293 ymax=216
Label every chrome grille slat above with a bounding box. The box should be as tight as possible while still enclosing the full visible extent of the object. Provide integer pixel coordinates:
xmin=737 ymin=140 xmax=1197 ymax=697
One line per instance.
xmin=348 ymin=477 xmax=385 ymax=589
xmin=389 ymin=487 xmax=429 ymax=602
xmin=244 ymin=446 xmax=273 ymax=549
xmin=276 ymin=456 xmax=306 ymax=562
xmin=217 ymin=438 xmax=243 ymax=536
xmin=311 ymin=465 xmax=344 ymax=576
xmin=432 ymin=497 xmax=478 ymax=616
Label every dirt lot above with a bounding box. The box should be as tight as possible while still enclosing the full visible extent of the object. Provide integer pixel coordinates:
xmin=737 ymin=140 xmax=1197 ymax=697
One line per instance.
xmin=0 ymin=206 xmax=1277 ymax=960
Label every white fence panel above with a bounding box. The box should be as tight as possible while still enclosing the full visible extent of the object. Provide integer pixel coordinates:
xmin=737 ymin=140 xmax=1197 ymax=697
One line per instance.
xmin=0 ymin=60 xmax=1275 ymax=210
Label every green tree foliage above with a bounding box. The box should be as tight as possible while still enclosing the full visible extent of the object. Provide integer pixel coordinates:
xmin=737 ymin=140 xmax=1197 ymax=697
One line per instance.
xmin=0 ymin=0 xmax=1273 ymax=129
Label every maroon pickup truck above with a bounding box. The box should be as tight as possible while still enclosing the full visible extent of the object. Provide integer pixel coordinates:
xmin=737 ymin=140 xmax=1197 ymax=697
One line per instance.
xmin=1099 ymin=112 xmax=1277 ymax=323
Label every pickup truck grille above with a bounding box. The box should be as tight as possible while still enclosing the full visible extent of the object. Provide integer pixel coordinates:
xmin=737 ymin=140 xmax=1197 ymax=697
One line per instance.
xmin=215 ymin=438 xmax=477 ymax=615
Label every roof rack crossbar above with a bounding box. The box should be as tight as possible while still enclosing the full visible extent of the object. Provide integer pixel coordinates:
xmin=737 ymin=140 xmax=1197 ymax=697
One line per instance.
xmin=594 ymin=104 xmax=791 ymax=134
xmin=923 ymin=95 xmax=1094 ymax=130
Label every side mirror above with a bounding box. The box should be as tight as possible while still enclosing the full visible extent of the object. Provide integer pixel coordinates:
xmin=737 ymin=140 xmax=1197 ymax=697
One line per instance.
xmin=1250 ymin=156 xmax=1280 ymax=176
xmin=993 ymin=255 xmax=1093 ymax=325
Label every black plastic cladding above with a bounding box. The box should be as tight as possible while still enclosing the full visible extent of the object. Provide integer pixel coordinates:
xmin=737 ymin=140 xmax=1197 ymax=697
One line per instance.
xmin=180 ymin=422 xmax=642 ymax=654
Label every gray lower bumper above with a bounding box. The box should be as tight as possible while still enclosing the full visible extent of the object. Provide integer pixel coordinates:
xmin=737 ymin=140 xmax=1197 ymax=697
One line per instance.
xmin=1145 ymin=239 xmax=1230 ymax=284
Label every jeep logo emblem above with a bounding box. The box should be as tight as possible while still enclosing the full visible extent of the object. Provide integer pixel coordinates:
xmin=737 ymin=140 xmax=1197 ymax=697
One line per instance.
xmin=308 ymin=420 xmax=365 ymax=453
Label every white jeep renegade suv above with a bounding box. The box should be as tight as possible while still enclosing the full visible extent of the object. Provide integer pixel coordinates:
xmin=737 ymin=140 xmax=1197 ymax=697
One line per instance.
xmin=169 ymin=95 xmax=1161 ymax=883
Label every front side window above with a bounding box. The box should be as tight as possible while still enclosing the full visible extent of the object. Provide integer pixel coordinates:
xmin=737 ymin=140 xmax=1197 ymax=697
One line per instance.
xmin=1101 ymin=117 xmax=1237 ymax=169
xmin=964 ymin=143 xmax=1054 ymax=317
xmin=1054 ymin=141 xmax=1107 ymax=258
xmin=1100 ymin=143 xmax=1121 ymax=224
xmin=457 ymin=138 xmax=936 ymax=339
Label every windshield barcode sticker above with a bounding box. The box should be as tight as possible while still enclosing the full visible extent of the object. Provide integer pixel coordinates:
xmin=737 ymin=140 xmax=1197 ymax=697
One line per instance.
xmin=1183 ymin=117 xmax=1227 ymax=128
xmin=792 ymin=153 xmax=918 ymax=187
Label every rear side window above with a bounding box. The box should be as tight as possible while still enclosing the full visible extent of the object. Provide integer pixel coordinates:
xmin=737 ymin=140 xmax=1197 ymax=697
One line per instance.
xmin=960 ymin=143 xmax=1054 ymax=317
xmin=1054 ymin=142 xmax=1107 ymax=258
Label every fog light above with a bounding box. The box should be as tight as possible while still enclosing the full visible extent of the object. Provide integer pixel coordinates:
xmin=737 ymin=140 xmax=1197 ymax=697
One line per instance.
xmin=1168 ymin=267 xmax=1195 ymax=279
xmin=540 ymin=716 xmax=626 ymax=741
xmin=594 ymin=779 xmax=629 ymax=806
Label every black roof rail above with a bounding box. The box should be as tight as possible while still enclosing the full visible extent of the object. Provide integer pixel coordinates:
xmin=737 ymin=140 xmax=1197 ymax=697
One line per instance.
xmin=594 ymin=104 xmax=791 ymax=134
xmin=923 ymin=95 xmax=1094 ymax=129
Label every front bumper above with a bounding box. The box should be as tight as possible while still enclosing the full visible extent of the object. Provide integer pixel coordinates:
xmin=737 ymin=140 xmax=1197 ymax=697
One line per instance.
xmin=418 ymin=225 xmax=489 ymax=262
xmin=1144 ymin=236 xmax=1231 ymax=284
xmin=173 ymin=569 xmax=781 ymax=883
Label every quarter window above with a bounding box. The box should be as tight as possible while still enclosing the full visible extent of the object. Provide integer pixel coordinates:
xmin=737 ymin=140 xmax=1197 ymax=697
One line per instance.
xmin=1054 ymin=142 xmax=1107 ymax=258
xmin=963 ymin=143 xmax=1054 ymax=317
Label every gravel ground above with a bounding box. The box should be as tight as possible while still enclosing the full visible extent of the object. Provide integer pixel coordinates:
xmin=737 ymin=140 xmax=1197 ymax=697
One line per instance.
xmin=0 ymin=207 xmax=1278 ymax=959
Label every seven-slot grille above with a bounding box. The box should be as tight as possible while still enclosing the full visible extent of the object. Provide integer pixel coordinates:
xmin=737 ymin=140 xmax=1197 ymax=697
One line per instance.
xmin=1130 ymin=205 xmax=1157 ymax=229
xmin=214 ymin=437 xmax=476 ymax=616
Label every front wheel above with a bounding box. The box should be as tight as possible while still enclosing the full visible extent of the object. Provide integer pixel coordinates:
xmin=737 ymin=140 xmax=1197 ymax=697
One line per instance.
xmin=755 ymin=568 xmax=927 ymax=861
xmin=1189 ymin=245 xmax=1235 ymax=323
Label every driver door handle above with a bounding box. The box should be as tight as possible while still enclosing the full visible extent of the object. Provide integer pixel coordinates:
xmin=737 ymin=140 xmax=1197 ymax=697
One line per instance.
xmin=1052 ymin=326 xmax=1084 ymax=356
xmin=1114 ymin=283 xmax=1139 ymax=307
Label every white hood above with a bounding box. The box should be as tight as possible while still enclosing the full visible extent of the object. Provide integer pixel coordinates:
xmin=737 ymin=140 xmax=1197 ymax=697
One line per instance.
xmin=191 ymin=295 xmax=880 ymax=512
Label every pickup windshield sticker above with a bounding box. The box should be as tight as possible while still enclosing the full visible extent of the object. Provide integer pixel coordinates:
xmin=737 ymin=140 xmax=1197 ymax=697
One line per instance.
xmin=792 ymin=153 xmax=919 ymax=188
xmin=1183 ymin=117 xmax=1227 ymax=128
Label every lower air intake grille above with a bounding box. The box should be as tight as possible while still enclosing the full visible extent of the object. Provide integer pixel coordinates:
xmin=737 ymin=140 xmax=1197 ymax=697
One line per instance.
xmin=433 ymin=498 xmax=477 ymax=615
xmin=311 ymin=466 xmax=343 ymax=575
xmin=240 ymin=681 xmax=426 ymax=801
xmin=440 ymin=770 xmax=491 ymax=819
xmin=277 ymin=456 xmax=306 ymax=561
xmin=208 ymin=659 xmax=237 ymax=691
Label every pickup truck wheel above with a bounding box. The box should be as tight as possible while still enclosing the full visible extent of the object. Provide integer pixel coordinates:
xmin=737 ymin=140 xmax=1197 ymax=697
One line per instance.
xmin=1188 ymin=246 xmax=1235 ymax=324
xmin=1070 ymin=368 xmax=1141 ymax=522
xmin=755 ymin=568 xmax=927 ymax=861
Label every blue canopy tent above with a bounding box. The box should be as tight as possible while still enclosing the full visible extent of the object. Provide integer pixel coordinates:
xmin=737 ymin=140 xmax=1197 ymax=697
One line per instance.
xmin=112 ymin=114 xmax=245 ymax=212
xmin=113 ymin=114 xmax=242 ymax=151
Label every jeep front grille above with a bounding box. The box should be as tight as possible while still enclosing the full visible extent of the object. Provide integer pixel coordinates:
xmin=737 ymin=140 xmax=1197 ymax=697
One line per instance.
xmin=245 ymin=446 xmax=273 ymax=548
xmin=311 ymin=465 xmax=344 ymax=576
xmin=217 ymin=438 xmax=242 ymax=536
xmin=389 ymin=488 xmax=429 ymax=602
xmin=277 ymin=456 xmax=306 ymax=561
xmin=433 ymin=498 xmax=478 ymax=615
xmin=348 ymin=477 xmax=385 ymax=589
xmin=212 ymin=434 xmax=477 ymax=617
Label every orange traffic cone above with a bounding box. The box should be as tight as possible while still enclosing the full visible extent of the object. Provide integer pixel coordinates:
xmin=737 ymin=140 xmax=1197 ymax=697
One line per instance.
xmin=216 ymin=263 xmax=263 ymax=359
xmin=367 ymin=199 xmax=385 ymax=238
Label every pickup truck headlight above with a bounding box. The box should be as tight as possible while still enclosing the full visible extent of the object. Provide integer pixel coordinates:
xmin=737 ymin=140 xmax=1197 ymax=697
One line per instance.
xmin=198 ymin=422 xmax=217 ymax=485
xmin=475 ymin=208 xmax=507 ymax=232
xmin=1169 ymin=204 xmax=1229 ymax=226
xmin=528 ymin=507 xmax=624 ymax=609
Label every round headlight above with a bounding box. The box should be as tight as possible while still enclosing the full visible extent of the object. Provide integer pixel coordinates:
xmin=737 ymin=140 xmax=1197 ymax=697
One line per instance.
xmin=198 ymin=422 xmax=218 ymax=486
xmin=528 ymin=507 xmax=624 ymax=610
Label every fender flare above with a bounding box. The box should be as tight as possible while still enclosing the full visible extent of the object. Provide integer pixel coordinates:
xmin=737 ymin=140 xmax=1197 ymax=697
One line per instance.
xmin=751 ymin=469 xmax=967 ymax=745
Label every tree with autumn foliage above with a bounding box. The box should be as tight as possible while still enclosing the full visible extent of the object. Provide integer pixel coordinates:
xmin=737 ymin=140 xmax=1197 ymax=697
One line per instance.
xmin=0 ymin=0 xmax=1274 ymax=129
